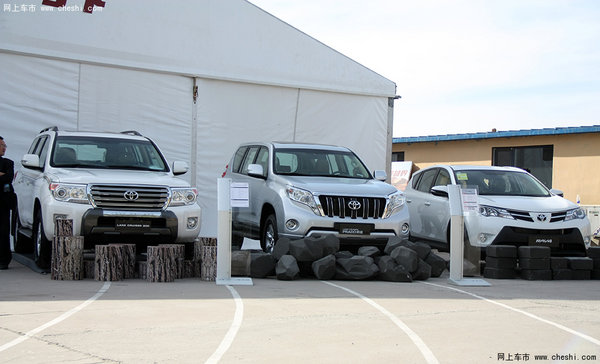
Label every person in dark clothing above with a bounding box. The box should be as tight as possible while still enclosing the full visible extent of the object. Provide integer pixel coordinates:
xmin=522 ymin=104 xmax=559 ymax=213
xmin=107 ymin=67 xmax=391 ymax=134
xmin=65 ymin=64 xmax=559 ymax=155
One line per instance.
xmin=0 ymin=136 xmax=15 ymax=269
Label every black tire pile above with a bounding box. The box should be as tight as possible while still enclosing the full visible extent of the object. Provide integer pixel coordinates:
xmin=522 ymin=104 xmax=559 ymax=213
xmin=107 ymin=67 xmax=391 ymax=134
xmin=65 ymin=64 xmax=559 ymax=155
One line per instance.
xmin=484 ymin=245 xmax=600 ymax=280
xmin=248 ymin=235 xmax=447 ymax=282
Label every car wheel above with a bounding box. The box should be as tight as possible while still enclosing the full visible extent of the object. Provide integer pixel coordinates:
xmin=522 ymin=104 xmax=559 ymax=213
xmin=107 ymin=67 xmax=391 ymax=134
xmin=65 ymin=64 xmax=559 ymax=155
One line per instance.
xmin=261 ymin=214 xmax=278 ymax=254
xmin=32 ymin=209 xmax=51 ymax=269
xmin=11 ymin=209 xmax=32 ymax=254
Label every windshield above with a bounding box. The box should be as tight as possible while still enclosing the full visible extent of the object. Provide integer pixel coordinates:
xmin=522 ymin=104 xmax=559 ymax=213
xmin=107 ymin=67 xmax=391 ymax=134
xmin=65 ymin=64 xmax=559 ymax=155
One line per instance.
xmin=454 ymin=169 xmax=550 ymax=197
xmin=274 ymin=148 xmax=371 ymax=179
xmin=51 ymin=136 xmax=168 ymax=171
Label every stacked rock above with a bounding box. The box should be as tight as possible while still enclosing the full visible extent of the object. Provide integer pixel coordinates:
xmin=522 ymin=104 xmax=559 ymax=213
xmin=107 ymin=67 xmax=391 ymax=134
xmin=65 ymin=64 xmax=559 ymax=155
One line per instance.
xmin=247 ymin=235 xmax=447 ymax=282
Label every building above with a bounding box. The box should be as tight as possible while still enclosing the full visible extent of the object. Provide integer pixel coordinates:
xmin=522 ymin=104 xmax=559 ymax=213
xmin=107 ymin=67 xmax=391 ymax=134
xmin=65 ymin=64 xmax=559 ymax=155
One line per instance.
xmin=392 ymin=125 xmax=600 ymax=206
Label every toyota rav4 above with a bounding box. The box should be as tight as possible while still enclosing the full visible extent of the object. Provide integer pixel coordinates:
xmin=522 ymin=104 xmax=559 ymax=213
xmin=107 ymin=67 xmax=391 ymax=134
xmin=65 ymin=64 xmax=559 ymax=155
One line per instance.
xmin=12 ymin=127 xmax=201 ymax=268
xmin=223 ymin=142 xmax=410 ymax=253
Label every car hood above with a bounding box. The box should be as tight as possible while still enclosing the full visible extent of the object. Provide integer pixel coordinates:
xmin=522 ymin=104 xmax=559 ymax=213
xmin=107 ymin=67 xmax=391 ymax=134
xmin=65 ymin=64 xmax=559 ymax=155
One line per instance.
xmin=479 ymin=194 xmax=578 ymax=212
xmin=46 ymin=168 xmax=191 ymax=187
xmin=283 ymin=176 xmax=398 ymax=197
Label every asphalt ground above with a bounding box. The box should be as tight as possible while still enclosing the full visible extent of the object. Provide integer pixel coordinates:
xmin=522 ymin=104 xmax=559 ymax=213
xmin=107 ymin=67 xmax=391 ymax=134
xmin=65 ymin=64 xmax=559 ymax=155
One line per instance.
xmin=1 ymin=256 xmax=599 ymax=364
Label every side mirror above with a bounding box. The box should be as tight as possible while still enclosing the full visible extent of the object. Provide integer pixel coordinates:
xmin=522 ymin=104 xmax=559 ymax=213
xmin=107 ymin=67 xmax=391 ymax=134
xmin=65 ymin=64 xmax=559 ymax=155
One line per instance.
xmin=430 ymin=185 xmax=449 ymax=198
xmin=247 ymin=164 xmax=266 ymax=179
xmin=373 ymin=170 xmax=387 ymax=181
xmin=550 ymin=188 xmax=564 ymax=197
xmin=21 ymin=154 xmax=41 ymax=169
xmin=172 ymin=161 xmax=189 ymax=175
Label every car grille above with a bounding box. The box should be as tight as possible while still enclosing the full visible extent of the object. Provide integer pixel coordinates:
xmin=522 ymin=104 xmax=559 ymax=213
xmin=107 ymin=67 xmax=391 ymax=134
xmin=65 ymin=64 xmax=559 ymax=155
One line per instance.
xmin=318 ymin=195 xmax=386 ymax=219
xmin=89 ymin=185 xmax=169 ymax=210
xmin=507 ymin=209 xmax=568 ymax=223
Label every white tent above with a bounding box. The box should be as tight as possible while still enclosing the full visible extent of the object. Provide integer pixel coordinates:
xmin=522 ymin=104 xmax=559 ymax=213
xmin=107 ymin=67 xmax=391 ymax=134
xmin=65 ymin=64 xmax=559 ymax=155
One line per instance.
xmin=0 ymin=0 xmax=397 ymax=237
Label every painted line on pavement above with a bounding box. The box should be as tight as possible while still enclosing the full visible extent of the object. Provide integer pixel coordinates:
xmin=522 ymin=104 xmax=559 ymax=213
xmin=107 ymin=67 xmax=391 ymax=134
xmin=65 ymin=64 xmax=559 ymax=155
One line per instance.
xmin=323 ymin=281 xmax=440 ymax=364
xmin=0 ymin=281 xmax=111 ymax=353
xmin=422 ymin=281 xmax=600 ymax=346
xmin=205 ymin=285 xmax=244 ymax=364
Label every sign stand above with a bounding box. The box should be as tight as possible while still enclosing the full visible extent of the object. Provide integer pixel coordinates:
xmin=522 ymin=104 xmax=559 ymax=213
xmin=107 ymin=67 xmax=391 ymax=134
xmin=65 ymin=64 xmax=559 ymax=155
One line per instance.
xmin=447 ymin=184 xmax=490 ymax=287
xmin=216 ymin=178 xmax=253 ymax=286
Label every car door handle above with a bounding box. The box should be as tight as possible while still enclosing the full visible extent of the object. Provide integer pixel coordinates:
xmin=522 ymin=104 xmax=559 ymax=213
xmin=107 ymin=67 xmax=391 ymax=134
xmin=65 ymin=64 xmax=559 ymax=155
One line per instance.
xmin=424 ymin=201 xmax=431 ymax=207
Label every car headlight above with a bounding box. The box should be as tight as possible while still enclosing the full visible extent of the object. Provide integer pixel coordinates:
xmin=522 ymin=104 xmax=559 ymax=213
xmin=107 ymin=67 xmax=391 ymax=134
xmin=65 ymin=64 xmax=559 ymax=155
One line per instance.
xmin=170 ymin=187 xmax=198 ymax=206
xmin=565 ymin=207 xmax=586 ymax=221
xmin=50 ymin=183 xmax=90 ymax=204
xmin=479 ymin=205 xmax=514 ymax=219
xmin=382 ymin=190 xmax=405 ymax=219
xmin=286 ymin=185 xmax=320 ymax=215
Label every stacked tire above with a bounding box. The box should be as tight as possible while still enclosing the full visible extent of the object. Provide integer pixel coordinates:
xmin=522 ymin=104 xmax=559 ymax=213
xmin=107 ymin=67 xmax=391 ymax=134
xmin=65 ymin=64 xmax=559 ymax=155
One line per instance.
xmin=484 ymin=245 xmax=518 ymax=279
xmin=518 ymin=246 xmax=552 ymax=280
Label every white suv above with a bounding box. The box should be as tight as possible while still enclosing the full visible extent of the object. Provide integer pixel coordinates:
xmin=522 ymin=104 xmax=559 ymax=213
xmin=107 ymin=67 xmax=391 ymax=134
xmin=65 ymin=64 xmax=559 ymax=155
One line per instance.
xmin=223 ymin=142 xmax=410 ymax=253
xmin=404 ymin=165 xmax=591 ymax=256
xmin=12 ymin=127 xmax=201 ymax=268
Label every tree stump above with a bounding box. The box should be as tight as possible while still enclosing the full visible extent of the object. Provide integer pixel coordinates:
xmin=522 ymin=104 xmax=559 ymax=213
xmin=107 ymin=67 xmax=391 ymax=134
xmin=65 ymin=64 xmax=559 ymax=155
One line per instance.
xmin=95 ymin=245 xmax=124 ymax=281
xmin=51 ymin=219 xmax=84 ymax=280
xmin=110 ymin=244 xmax=136 ymax=279
xmin=55 ymin=218 xmax=74 ymax=237
xmin=51 ymin=236 xmax=84 ymax=280
xmin=146 ymin=245 xmax=177 ymax=282
xmin=200 ymin=238 xmax=217 ymax=281
xmin=160 ymin=244 xmax=185 ymax=279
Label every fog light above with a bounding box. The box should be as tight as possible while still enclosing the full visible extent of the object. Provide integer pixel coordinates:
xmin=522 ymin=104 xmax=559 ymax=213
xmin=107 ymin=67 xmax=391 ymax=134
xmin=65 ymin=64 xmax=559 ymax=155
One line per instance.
xmin=401 ymin=223 xmax=410 ymax=235
xmin=285 ymin=219 xmax=299 ymax=231
xmin=187 ymin=217 xmax=199 ymax=229
xmin=478 ymin=233 xmax=494 ymax=243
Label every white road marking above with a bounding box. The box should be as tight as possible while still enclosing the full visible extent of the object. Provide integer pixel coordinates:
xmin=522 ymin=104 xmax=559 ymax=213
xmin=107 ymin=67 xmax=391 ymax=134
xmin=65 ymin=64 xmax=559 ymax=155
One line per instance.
xmin=323 ymin=281 xmax=440 ymax=364
xmin=205 ymin=285 xmax=244 ymax=364
xmin=0 ymin=281 xmax=111 ymax=353
xmin=422 ymin=281 xmax=600 ymax=346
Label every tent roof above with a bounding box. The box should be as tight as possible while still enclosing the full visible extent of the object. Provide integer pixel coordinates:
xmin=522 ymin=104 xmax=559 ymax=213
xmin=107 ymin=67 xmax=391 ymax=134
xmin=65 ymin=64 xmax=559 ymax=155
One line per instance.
xmin=0 ymin=0 xmax=396 ymax=97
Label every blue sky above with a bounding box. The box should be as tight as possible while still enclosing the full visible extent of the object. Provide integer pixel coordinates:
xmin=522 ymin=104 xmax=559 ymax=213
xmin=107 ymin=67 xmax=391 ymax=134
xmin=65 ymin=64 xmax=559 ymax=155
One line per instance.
xmin=250 ymin=0 xmax=600 ymax=137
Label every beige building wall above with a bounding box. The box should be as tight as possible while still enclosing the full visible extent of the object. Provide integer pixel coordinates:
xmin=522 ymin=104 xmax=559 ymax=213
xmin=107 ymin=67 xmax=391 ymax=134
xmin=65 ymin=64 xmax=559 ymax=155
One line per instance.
xmin=393 ymin=133 xmax=600 ymax=205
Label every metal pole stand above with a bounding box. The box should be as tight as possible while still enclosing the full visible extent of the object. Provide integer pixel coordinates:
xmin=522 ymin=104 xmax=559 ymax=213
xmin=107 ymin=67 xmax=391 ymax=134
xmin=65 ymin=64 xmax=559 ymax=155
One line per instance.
xmin=447 ymin=184 xmax=489 ymax=287
xmin=216 ymin=178 xmax=253 ymax=286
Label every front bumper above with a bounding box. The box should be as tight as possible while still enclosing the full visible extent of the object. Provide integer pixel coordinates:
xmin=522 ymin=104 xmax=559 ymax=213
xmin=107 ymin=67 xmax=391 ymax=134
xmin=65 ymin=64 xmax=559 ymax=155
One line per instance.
xmin=278 ymin=199 xmax=410 ymax=243
xmin=464 ymin=212 xmax=591 ymax=256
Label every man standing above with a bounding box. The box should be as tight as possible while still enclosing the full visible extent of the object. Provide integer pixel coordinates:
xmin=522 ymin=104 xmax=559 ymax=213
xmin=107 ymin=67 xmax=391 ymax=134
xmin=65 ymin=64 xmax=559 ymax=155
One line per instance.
xmin=0 ymin=136 xmax=14 ymax=269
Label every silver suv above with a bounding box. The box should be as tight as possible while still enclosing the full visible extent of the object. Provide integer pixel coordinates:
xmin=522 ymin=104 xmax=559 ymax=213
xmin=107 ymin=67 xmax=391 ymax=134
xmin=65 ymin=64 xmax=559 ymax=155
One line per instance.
xmin=223 ymin=142 xmax=409 ymax=253
xmin=12 ymin=127 xmax=202 ymax=268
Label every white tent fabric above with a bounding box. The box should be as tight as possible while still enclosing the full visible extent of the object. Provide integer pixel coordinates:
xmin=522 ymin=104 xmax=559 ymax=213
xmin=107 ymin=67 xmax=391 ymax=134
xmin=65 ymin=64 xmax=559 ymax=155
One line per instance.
xmin=0 ymin=0 xmax=397 ymax=237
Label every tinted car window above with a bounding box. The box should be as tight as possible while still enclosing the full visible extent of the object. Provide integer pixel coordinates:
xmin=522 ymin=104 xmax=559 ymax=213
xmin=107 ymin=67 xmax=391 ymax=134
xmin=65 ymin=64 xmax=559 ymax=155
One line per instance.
xmin=433 ymin=168 xmax=450 ymax=187
xmin=232 ymin=146 xmax=248 ymax=173
xmin=416 ymin=168 xmax=438 ymax=193
xmin=240 ymin=146 xmax=259 ymax=175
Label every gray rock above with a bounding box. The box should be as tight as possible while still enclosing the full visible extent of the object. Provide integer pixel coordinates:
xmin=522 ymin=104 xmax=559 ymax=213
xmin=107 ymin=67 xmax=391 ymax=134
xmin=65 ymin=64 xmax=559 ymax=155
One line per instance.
xmin=377 ymin=256 xmax=412 ymax=282
xmin=272 ymin=237 xmax=292 ymax=261
xmin=335 ymin=251 xmax=354 ymax=259
xmin=276 ymin=255 xmax=300 ymax=280
xmin=335 ymin=256 xmax=379 ymax=280
xmin=312 ymin=254 xmax=337 ymax=280
xmin=289 ymin=238 xmax=324 ymax=262
xmin=412 ymin=259 xmax=432 ymax=281
xmin=231 ymin=250 xmax=251 ymax=276
xmin=357 ymin=246 xmax=381 ymax=258
xmin=390 ymin=246 xmax=419 ymax=273
xmin=425 ymin=253 xmax=447 ymax=278
xmin=250 ymin=252 xmax=276 ymax=278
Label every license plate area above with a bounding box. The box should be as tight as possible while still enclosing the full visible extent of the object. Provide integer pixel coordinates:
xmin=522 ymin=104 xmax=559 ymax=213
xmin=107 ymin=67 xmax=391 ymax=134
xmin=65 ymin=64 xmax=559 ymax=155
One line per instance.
xmin=335 ymin=223 xmax=374 ymax=235
xmin=528 ymin=235 xmax=560 ymax=248
xmin=115 ymin=219 xmax=151 ymax=232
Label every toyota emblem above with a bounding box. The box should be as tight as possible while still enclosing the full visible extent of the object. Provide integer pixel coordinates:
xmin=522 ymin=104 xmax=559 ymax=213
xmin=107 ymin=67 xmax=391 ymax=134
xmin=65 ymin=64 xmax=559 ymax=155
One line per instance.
xmin=124 ymin=190 xmax=139 ymax=201
xmin=348 ymin=200 xmax=361 ymax=210
xmin=536 ymin=214 xmax=548 ymax=222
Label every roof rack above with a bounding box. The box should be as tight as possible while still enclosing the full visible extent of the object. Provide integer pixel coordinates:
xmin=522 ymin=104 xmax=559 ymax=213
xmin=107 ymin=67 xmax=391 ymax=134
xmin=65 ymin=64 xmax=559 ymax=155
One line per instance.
xmin=120 ymin=130 xmax=143 ymax=136
xmin=40 ymin=126 xmax=58 ymax=133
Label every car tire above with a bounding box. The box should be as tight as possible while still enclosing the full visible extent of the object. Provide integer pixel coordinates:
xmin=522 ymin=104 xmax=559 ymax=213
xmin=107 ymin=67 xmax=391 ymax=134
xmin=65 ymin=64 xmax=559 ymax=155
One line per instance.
xmin=32 ymin=208 xmax=51 ymax=269
xmin=11 ymin=208 xmax=33 ymax=254
xmin=261 ymin=214 xmax=278 ymax=254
